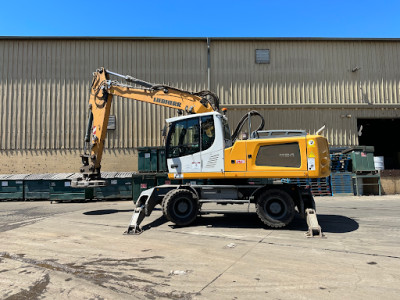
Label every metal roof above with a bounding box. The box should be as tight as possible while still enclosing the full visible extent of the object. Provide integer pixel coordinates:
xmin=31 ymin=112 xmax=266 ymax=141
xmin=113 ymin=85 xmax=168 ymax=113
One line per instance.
xmin=7 ymin=174 xmax=30 ymax=180
xmin=1 ymin=36 xmax=400 ymax=42
xmin=115 ymin=172 xmax=136 ymax=178
xmin=25 ymin=173 xmax=55 ymax=180
xmin=100 ymin=172 xmax=118 ymax=179
xmin=50 ymin=173 xmax=75 ymax=180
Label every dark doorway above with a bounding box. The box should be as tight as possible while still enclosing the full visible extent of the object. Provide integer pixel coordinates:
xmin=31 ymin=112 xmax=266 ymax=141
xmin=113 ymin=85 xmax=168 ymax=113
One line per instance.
xmin=357 ymin=118 xmax=400 ymax=169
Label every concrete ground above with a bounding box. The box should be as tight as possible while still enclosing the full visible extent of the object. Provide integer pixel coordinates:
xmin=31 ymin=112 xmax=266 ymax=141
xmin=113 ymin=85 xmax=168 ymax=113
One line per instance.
xmin=0 ymin=195 xmax=399 ymax=299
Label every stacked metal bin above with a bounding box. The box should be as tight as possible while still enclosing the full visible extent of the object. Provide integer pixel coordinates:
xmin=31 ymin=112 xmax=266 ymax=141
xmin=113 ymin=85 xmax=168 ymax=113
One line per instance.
xmin=343 ymin=146 xmax=376 ymax=173
xmin=94 ymin=172 xmax=134 ymax=201
xmin=330 ymin=172 xmax=354 ymax=196
xmin=137 ymin=146 xmax=169 ymax=173
xmin=132 ymin=173 xmax=159 ymax=203
xmin=49 ymin=173 xmax=94 ymax=203
xmin=115 ymin=172 xmax=135 ymax=199
xmin=329 ymin=153 xmax=353 ymax=196
xmin=0 ymin=172 xmax=134 ymax=202
xmin=330 ymin=153 xmax=351 ymax=173
xmin=134 ymin=146 xmax=170 ymax=203
xmin=138 ymin=147 xmax=158 ymax=172
xmin=330 ymin=146 xmax=381 ymax=196
xmin=0 ymin=174 xmax=27 ymax=201
xmin=24 ymin=173 xmax=54 ymax=201
xmin=157 ymin=146 xmax=168 ymax=172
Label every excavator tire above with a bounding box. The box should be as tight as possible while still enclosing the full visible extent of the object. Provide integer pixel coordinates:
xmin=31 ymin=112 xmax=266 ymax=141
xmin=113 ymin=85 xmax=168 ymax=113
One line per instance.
xmin=161 ymin=194 xmax=172 ymax=218
xmin=161 ymin=197 xmax=167 ymax=217
xmin=163 ymin=189 xmax=199 ymax=226
xmin=255 ymin=189 xmax=295 ymax=228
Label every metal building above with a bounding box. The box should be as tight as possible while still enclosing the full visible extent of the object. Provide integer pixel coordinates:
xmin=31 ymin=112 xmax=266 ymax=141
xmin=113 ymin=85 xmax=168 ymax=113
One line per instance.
xmin=0 ymin=37 xmax=399 ymax=173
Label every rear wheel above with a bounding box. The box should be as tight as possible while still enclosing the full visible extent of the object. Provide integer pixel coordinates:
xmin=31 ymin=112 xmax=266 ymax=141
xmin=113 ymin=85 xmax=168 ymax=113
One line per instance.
xmin=163 ymin=189 xmax=199 ymax=226
xmin=256 ymin=189 xmax=295 ymax=228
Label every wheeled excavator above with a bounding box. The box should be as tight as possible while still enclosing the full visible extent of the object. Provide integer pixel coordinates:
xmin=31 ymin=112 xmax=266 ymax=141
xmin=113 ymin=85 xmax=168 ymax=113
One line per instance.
xmin=72 ymin=68 xmax=330 ymax=237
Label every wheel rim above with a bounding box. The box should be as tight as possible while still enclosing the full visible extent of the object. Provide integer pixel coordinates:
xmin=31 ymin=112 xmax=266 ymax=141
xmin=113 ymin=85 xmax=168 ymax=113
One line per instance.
xmin=264 ymin=198 xmax=287 ymax=219
xmin=173 ymin=197 xmax=193 ymax=218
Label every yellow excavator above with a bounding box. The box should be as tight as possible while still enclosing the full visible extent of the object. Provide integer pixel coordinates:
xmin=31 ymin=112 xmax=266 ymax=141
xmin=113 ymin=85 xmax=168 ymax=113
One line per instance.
xmin=72 ymin=68 xmax=330 ymax=236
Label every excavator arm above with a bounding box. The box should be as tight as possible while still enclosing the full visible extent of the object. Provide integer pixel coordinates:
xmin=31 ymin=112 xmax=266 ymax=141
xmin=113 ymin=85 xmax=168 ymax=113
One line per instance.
xmin=72 ymin=68 xmax=218 ymax=187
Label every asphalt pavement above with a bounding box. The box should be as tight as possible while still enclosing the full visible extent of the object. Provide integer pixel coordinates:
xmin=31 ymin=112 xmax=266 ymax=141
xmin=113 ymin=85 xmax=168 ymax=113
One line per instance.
xmin=1 ymin=195 xmax=400 ymax=299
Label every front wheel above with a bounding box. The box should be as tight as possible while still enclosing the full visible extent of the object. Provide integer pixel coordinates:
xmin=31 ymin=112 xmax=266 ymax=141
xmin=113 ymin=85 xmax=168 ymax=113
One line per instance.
xmin=163 ymin=189 xmax=199 ymax=226
xmin=256 ymin=189 xmax=295 ymax=228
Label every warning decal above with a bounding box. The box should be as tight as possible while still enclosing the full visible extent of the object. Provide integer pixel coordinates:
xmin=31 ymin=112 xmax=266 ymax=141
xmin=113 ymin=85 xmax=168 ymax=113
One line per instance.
xmin=308 ymin=158 xmax=316 ymax=171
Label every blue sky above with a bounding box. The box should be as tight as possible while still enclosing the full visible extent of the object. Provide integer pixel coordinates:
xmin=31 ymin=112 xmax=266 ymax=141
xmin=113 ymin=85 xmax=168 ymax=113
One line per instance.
xmin=1 ymin=0 xmax=400 ymax=38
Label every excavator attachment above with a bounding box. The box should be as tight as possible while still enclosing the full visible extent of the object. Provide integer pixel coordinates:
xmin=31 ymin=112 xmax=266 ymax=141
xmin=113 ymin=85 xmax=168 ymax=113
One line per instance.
xmin=70 ymin=178 xmax=108 ymax=188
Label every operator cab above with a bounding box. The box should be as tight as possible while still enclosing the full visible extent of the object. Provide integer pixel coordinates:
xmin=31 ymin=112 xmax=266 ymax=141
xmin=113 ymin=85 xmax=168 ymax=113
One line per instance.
xmin=165 ymin=112 xmax=231 ymax=176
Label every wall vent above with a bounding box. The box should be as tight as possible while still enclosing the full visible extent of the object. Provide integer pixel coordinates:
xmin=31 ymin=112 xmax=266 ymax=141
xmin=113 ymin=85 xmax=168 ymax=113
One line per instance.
xmin=255 ymin=49 xmax=270 ymax=64
xmin=107 ymin=115 xmax=116 ymax=130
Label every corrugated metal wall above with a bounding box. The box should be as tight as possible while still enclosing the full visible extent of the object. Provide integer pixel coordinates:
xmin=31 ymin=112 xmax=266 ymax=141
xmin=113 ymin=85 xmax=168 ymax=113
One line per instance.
xmin=0 ymin=39 xmax=207 ymax=150
xmin=212 ymin=39 xmax=400 ymax=147
xmin=0 ymin=38 xmax=400 ymax=152
xmin=212 ymin=40 xmax=400 ymax=106
xmin=226 ymin=107 xmax=400 ymax=147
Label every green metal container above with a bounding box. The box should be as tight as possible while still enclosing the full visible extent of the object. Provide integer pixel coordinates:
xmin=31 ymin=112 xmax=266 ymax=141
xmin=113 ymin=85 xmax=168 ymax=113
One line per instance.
xmin=0 ymin=175 xmax=13 ymax=200
xmin=157 ymin=147 xmax=168 ymax=172
xmin=132 ymin=173 xmax=157 ymax=203
xmin=115 ymin=172 xmax=134 ymax=200
xmin=343 ymin=146 xmax=376 ymax=173
xmin=138 ymin=147 xmax=158 ymax=172
xmin=138 ymin=147 xmax=148 ymax=172
xmin=24 ymin=174 xmax=54 ymax=201
xmin=94 ymin=172 xmax=133 ymax=201
xmin=0 ymin=174 xmax=27 ymax=201
xmin=156 ymin=173 xmax=171 ymax=186
xmin=49 ymin=173 xmax=94 ymax=202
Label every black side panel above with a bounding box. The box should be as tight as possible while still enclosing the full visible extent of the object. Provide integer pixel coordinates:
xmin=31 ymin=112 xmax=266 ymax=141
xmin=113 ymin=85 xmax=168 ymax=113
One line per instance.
xmin=255 ymin=143 xmax=301 ymax=167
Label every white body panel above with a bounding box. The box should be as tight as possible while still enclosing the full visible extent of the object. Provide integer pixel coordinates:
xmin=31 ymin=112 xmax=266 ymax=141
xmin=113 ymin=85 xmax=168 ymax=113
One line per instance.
xmin=166 ymin=112 xmax=226 ymax=178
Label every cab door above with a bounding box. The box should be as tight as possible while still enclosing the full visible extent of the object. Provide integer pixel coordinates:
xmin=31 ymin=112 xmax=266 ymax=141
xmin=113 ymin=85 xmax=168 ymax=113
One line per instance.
xmin=166 ymin=117 xmax=201 ymax=177
xmin=200 ymin=115 xmax=225 ymax=173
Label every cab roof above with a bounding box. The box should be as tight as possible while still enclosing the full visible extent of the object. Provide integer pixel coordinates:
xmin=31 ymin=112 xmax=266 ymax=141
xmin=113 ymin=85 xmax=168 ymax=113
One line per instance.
xmin=166 ymin=111 xmax=221 ymax=123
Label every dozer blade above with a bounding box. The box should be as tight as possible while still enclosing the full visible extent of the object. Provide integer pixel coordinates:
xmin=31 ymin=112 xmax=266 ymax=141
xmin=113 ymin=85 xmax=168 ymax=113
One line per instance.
xmin=70 ymin=178 xmax=108 ymax=188
xmin=305 ymin=208 xmax=325 ymax=238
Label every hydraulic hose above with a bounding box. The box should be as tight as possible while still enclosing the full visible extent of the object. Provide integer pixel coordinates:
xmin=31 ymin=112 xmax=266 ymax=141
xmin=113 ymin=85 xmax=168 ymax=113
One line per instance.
xmin=231 ymin=110 xmax=265 ymax=142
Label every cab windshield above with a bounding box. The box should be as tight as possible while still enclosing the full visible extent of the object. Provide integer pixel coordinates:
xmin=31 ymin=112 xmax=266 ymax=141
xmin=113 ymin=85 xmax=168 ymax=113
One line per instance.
xmin=167 ymin=118 xmax=200 ymax=158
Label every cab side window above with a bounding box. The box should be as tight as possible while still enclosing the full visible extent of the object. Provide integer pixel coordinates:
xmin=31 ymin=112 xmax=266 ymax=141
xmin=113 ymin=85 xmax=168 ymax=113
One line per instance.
xmin=201 ymin=116 xmax=215 ymax=151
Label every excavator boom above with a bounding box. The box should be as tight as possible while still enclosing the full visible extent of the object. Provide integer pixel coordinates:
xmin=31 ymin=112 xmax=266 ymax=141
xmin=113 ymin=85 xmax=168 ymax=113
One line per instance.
xmin=73 ymin=68 xmax=218 ymax=187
